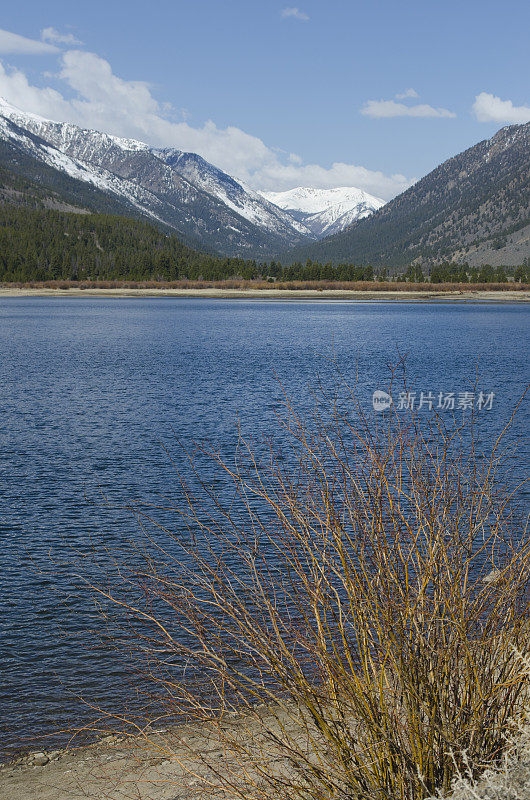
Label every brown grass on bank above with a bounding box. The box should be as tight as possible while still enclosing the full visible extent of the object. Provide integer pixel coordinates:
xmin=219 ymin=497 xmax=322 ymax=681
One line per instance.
xmin=75 ymin=368 xmax=530 ymax=799
xmin=1 ymin=279 xmax=529 ymax=291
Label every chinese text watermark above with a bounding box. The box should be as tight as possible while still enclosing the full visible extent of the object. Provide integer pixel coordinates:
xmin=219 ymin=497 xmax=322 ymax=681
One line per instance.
xmin=372 ymin=390 xmax=495 ymax=412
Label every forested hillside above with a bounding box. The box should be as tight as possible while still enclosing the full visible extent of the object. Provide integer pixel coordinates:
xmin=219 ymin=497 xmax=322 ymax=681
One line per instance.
xmin=0 ymin=205 xmax=255 ymax=282
xmin=0 ymin=137 xmax=157 ymax=222
xmin=0 ymin=169 xmax=527 ymax=285
xmin=285 ymin=122 xmax=530 ymax=267
xmin=1 ymin=201 xmax=527 ymax=285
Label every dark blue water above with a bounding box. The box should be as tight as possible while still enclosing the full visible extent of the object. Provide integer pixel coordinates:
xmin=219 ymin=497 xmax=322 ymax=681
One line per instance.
xmin=0 ymin=298 xmax=528 ymax=759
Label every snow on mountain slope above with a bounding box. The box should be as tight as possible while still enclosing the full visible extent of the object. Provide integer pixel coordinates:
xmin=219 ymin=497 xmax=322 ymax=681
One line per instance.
xmin=157 ymin=149 xmax=311 ymax=236
xmin=0 ymin=98 xmax=382 ymax=252
xmin=0 ymin=97 xmax=149 ymax=156
xmin=0 ymin=98 xmax=309 ymax=255
xmin=0 ymin=113 xmax=168 ymax=224
xmin=263 ymin=186 xmax=385 ymax=238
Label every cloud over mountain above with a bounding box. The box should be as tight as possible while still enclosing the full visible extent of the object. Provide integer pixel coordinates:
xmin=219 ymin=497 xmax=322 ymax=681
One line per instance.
xmin=41 ymin=27 xmax=83 ymax=46
xmin=472 ymin=92 xmax=530 ymax=124
xmin=361 ymin=98 xmax=456 ymax=119
xmin=280 ymin=8 xmax=310 ymax=21
xmin=0 ymin=32 xmax=410 ymax=200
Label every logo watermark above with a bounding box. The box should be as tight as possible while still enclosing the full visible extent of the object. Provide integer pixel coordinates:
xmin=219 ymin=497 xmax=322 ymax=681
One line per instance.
xmin=372 ymin=390 xmax=393 ymax=412
xmin=372 ymin=390 xmax=495 ymax=412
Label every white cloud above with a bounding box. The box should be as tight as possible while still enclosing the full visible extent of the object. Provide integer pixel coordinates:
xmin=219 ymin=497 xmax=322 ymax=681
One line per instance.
xmin=0 ymin=61 xmax=70 ymax=118
xmin=0 ymin=46 xmax=411 ymax=199
xmin=281 ymin=7 xmax=310 ymax=21
xmin=41 ymin=27 xmax=83 ymax=46
xmin=395 ymin=88 xmax=419 ymax=100
xmin=253 ymin=160 xmax=411 ymax=198
xmin=472 ymin=92 xmax=530 ymax=124
xmin=361 ymin=98 xmax=456 ymax=119
xmin=0 ymin=28 xmax=58 ymax=55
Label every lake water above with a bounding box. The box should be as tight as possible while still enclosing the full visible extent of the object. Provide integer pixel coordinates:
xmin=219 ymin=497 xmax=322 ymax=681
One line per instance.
xmin=0 ymin=298 xmax=528 ymax=759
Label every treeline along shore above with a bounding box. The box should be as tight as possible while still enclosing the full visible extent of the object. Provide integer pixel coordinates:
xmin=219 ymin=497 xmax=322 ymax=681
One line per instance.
xmin=0 ymin=205 xmax=529 ymax=285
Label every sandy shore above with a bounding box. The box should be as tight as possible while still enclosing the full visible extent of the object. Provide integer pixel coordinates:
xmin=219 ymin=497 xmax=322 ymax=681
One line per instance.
xmin=2 ymin=711 xmax=529 ymax=800
xmin=0 ymin=725 xmax=224 ymax=800
xmin=0 ymin=287 xmax=529 ymax=302
xmin=0 ymin=706 xmax=303 ymax=800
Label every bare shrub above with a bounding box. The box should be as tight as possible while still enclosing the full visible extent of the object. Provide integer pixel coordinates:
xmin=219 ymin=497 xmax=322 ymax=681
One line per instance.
xmin=2 ymin=279 xmax=527 ymax=292
xmin=428 ymin=652 xmax=530 ymax=800
xmin=78 ymin=369 xmax=530 ymax=799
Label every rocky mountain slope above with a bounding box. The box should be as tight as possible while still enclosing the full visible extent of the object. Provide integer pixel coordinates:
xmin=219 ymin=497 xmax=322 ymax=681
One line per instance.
xmin=0 ymin=98 xmax=387 ymax=258
xmin=0 ymin=99 xmax=311 ymax=257
xmin=263 ymin=186 xmax=384 ymax=238
xmin=285 ymin=122 xmax=530 ymax=267
xmin=0 ymin=114 xmax=186 ymax=225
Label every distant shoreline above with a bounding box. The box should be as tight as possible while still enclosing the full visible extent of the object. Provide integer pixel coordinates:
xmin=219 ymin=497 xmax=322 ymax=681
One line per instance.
xmin=0 ymin=286 xmax=529 ymax=302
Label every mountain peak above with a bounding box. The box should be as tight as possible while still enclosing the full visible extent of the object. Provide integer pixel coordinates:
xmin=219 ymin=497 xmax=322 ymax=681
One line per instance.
xmin=263 ymin=185 xmax=385 ymax=238
xmin=0 ymin=96 xmax=46 ymax=122
xmin=0 ymin=99 xmax=388 ymax=254
xmin=285 ymin=120 xmax=530 ymax=267
xmin=0 ymin=100 xmax=314 ymax=255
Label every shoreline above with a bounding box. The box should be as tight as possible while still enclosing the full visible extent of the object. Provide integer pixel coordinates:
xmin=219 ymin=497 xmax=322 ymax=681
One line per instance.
xmin=0 ymin=287 xmax=529 ymax=302
xmin=0 ymin=705 xmax=302 ymax=800
xmin=0 ymin=722 xmax=224 ymax=799
xmin=1 ymin=710 xmax=528 ymax=800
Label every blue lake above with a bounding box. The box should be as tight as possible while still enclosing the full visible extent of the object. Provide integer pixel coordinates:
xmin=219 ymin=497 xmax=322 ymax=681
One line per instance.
xmin=0 ymin=298 xmax=528 ymax=759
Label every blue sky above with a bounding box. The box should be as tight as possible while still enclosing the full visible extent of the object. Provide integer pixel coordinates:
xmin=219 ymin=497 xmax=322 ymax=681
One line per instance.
xmin=0 ymin=0 xmax=529 ymax=199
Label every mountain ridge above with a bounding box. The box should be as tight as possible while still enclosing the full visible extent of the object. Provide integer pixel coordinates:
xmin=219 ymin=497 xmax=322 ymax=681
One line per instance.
xmin=262 ymin=186 xmax=384 ymax=238
xmin=0 ymin=98 xmax=308 ymax=257
xmin=284 ymin=122 xmax=530 ymax=267
xmin=3 ymin=98 xmax=525 ymax=268
xmin=0 ymin=98 xmax=384 ymax=257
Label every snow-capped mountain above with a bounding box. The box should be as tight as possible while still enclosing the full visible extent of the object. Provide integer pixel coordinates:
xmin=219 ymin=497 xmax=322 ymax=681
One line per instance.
xmin=0 ymin=97 xmax=383 ymax=255
xmin=263 ymin=186 xmax=385 ymax=238
xmin=157 ymin=149 xmax=311 ymax=237
xmin=0 ymin=98 xmax=309 ymax=256
xmin=0 ymin=111 xmax=176 ymax=226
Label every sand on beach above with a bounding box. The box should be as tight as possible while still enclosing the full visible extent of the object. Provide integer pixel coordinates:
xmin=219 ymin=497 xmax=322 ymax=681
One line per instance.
xmin=2 ymin=708 xmax=530 ymax=800
xmin=0 ymin=287 xmax=529 ymax=301
xmin=0 ymin=705 xmax=306 ymax=800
